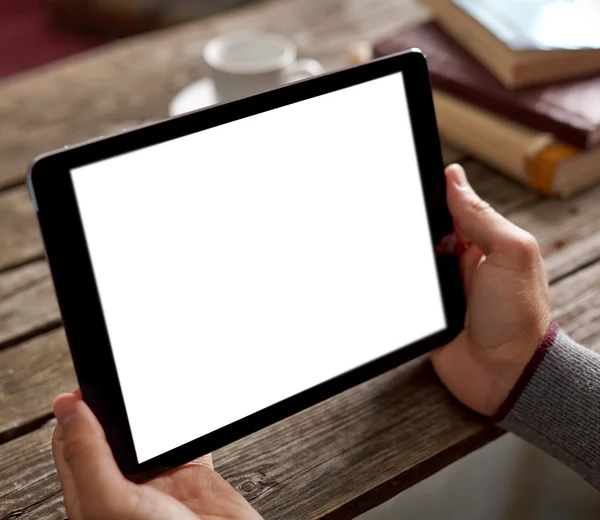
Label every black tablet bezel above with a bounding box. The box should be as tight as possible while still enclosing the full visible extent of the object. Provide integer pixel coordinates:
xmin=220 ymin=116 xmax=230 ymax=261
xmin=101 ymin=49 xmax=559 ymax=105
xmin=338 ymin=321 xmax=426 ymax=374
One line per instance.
xmin=28 ymin=50 xmax=465 ymax=482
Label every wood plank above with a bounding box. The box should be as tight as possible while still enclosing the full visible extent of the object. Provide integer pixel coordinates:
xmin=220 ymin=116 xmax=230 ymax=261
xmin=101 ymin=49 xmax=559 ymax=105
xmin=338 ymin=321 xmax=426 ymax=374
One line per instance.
xmin=0 ymin=421 xmax=64 ymax=520
xmin=0 ymin=261 xmax=59 ymax=350
xmin=0 ymin=187 xmax=43 ymax=272
xmin=550 ymin=260 xmax=600 ymax=352
xmin=5 ymin=257 xmax=600 ymax=520
xmin=0 ymin=329 xmax=74 ymax=444
xmin=11 ymin=493 xmax=65 ymax=520
xmin=0 ymin=0 xmax=430 ymax=190
xmin=509 ymin=182 xmax=600 ymax=282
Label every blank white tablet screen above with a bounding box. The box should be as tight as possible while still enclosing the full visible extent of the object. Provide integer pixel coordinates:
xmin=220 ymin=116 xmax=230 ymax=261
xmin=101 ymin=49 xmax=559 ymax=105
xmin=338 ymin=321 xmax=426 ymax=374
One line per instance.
xmin=71 ymin=72 xmax=446 ymax=463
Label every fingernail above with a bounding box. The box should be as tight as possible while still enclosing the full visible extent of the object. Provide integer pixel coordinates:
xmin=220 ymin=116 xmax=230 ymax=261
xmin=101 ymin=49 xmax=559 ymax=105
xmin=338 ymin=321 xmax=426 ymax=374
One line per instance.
xmin=448 ymin=164 xmax=469 ymax=187
xmin=54 ymin=395 xmax=78 ymax=426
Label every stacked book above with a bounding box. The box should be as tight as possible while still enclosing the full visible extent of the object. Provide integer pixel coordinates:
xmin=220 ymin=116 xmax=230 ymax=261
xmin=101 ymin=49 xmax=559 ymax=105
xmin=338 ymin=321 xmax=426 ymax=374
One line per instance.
xmin=373 ymin=0 xmax=600 ymax=197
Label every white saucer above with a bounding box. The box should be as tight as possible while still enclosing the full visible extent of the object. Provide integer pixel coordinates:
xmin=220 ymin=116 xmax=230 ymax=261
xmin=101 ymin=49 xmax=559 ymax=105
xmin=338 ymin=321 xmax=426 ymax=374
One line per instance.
xmin=169 ymin=61 xmax=323 ymax=117
xmin=169 ymin=78 xmax=219 ymax=116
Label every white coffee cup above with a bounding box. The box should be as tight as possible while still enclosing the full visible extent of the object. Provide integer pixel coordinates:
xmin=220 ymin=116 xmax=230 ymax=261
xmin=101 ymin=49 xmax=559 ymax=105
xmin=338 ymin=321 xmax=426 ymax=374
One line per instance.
xmin=203 ymin=31 xmax=323 ymax=103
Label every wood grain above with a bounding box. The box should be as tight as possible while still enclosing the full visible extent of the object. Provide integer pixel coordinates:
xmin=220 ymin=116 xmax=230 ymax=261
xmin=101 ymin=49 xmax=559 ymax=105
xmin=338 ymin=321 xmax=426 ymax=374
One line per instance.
xmin=510 ymin=183 xmax=600 ymax=282
xmin=0 ymin=261 xmax=59 ymax=350
xmin=0 ymin=421 xmax=64 ymax=520
xmin=551 ymin=260 xmax=600 ymax=352
xmin=0 ymin=187 xmax=43 ymax=271
xmin=5 ymin=255 xmax=600 ymax=520
xmin=0 ymin=329 xmax=74 ymax=444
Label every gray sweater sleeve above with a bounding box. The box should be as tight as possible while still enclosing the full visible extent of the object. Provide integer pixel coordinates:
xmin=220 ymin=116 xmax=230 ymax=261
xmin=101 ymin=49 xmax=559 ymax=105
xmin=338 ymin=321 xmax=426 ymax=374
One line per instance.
xmin=494 ymin=323 xmax=600 ymax=489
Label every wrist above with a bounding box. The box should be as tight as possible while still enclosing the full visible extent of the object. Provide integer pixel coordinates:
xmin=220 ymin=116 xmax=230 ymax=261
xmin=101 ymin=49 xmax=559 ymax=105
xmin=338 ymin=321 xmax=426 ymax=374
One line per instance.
xmin=488 ymin=321 xmax=559 ymax=419
xmin=431 ymin=317 xmax=556 ymax=417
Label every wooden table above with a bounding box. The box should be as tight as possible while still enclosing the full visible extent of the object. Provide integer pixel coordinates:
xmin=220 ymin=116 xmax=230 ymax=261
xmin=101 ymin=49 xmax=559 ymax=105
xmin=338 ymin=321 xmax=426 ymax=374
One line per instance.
xmin=2 ymin=0 xmax=600 ymax=518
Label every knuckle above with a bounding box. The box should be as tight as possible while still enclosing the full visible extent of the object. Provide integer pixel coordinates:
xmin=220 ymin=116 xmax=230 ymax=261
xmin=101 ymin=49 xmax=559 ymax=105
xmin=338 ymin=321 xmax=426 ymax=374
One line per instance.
xmin=467 ymin=197 xmax=491 ymax=216
xmin=509 ymin=231 xmax=540 ymax=264
xmin=193 ymin=466 xmax=216 ymax=494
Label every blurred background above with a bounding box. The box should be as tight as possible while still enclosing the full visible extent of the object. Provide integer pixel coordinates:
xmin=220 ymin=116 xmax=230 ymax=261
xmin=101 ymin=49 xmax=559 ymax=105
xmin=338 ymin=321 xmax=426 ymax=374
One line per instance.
xmin=1 ymin=0 xmax=256 ymax=78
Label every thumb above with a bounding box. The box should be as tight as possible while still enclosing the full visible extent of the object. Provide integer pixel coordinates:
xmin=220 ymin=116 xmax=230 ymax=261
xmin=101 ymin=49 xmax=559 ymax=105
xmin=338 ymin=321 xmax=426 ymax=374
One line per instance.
xmin=53 ymin=393 xmax=133 ymax=516
xmin=445 ymin=164 xmax=521 ymax=255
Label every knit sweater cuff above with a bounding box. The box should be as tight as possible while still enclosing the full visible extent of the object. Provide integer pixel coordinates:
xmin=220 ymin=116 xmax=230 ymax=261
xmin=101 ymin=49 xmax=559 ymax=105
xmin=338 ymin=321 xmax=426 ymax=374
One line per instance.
xmin=493 ymin=324 xmax=600 ymax=489
xmin=491 ymin=322 xmax=559 ymax=422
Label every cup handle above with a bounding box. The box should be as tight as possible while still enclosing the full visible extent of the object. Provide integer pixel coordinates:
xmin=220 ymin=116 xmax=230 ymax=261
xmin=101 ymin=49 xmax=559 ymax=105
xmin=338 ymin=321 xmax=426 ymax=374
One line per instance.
xmin=284 ymin=58 xmax=324 ymax=83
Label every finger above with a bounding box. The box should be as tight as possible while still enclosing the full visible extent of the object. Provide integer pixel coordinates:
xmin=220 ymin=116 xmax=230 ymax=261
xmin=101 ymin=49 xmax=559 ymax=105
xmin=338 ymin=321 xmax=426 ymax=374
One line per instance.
xmin=52 ymin=423 xmax=79 ymax=515
xmin=453 ymin=219 xmax=471 ymax=248
xmin=53 ymin=393 xmax=131 ymax=516
xmin=445 ymin=164 xmax=521 ymax=255
xmin=460 ymin=243 xmax=484 ymax=297
xmin=189 ymin=453 xmax=214 ymax=470
xmin=147 ymin=455 xmax=215 ymax=497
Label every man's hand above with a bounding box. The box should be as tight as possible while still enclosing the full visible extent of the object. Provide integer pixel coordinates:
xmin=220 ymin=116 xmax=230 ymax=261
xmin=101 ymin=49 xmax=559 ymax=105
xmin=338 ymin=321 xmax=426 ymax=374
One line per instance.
xmin=431 ymin=164 xmax=553 ymax=417
xmin=52 ymin=390 xmax=263 ymax=520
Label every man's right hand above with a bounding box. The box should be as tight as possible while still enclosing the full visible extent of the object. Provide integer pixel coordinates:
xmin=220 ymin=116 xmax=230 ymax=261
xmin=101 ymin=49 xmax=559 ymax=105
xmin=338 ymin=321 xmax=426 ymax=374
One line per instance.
xmin=431 ymin=164 xmax=553 ymax=417
xmin=52 ymin=390 xmax=263 ymax=520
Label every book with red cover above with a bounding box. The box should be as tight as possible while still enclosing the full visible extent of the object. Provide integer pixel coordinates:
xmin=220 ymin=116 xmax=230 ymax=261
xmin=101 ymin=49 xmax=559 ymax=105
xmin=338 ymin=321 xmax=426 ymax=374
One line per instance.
xmin=373 ymin=22 xmax=600 ymax=149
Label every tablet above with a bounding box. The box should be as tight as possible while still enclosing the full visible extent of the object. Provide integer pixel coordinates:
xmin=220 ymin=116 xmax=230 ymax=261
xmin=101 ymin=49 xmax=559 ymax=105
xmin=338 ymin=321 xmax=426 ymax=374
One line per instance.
xmin=28 ymin=50 xmax=465 ymax=482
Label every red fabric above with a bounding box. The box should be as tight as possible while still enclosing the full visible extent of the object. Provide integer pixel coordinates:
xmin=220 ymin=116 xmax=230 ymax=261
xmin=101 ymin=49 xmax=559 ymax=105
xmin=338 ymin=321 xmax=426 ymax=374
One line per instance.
xmin=492 ymin=321 xmax=560 ymax=422
xmin=0 ymin=0 xmax=109 ymax=79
